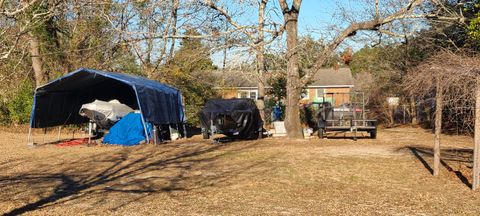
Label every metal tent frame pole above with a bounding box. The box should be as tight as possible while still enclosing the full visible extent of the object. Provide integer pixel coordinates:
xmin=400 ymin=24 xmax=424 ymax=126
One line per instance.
xmin=27 ymin=127 xmax=34 ymax=147
xmin=132 ymin=86 xmax=150 ymax=144
xmin=183 ymin=123 xmax=187 ymax=139
xmin=88 ymin=121 xmax=92 ymax=144
xmin=139 ymin=112 xmax=150 ymax=144
xmin=181 ymin=95 xmax=187 ymax=139
xmin=27 ymin=92 xmax=37 ymax=147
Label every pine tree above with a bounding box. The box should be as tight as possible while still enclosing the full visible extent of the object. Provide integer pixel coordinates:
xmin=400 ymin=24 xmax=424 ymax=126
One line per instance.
xmin=162 ymin=29 xmax=217 ymax=125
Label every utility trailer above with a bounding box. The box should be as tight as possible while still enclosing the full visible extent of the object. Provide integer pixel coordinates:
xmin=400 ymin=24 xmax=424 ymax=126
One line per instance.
xmin=314 ymin=92 xmax=377 ymax=140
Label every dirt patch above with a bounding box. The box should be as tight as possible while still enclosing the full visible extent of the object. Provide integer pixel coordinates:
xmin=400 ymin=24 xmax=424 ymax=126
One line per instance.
xmin=1 ymin=126 xmax=479 ymax=215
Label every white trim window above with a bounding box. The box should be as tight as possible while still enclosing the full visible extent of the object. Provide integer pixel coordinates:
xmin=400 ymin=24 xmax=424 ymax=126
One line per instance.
xmin=316 ymin=88 xmax=326 ymax=98
xmin=238 ymin=90 xmax=258 ymax=100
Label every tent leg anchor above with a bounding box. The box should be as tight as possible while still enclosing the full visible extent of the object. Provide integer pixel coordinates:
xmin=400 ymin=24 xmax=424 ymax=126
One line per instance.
xmin=153 ymin=125 xmax=158 ymax=145
xmin=88 ymin=121 xmax=92 ymax=144
xmin=27 ymin=127 xmax=35 ymax=147
xmin=183 ymin=123 xmax=187 ymax=139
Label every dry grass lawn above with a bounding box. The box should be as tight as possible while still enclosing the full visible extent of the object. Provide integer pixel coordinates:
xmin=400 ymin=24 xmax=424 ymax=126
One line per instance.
xmin=1 ymin=126 xmax=480 ymax=215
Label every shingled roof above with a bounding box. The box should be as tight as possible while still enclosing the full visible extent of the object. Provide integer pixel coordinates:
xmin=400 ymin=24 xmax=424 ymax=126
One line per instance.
xmin=211 ymin=70 xmax=259 ymax=88
xmin=309 ymin=67 xmax=354 ymax=87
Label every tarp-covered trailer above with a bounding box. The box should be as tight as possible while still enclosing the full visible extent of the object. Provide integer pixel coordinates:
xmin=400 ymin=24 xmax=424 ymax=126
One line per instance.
xmin=198 ymin=98 xmax=263 ymax=139
xmin=28 ymin=68 xmax=185 ymax=145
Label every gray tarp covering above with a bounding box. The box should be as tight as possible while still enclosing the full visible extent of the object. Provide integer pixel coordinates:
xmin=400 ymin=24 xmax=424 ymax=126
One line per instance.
xmin=79 ymin=99 xmax=134 ymax=129
xmin=198 ymin=98 xmax=263 ymax=139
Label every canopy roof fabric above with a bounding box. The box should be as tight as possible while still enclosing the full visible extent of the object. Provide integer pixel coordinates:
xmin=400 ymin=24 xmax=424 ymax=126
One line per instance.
xmin=30 ymin=68 xmax=185 ymax=128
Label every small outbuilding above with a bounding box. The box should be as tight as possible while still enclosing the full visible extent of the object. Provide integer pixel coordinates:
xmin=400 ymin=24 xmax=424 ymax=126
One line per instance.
xmin=29 ymin=68 xmax=185 ymax=143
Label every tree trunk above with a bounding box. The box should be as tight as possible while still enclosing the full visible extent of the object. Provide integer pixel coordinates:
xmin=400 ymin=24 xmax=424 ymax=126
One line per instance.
xmin=256 ymin=0 xmax=267 ymax=125
xmin=433 ymin=78 xmax=443 ymax=176
xmin=410 ymin=95 xmax=417 ymax=124
xmin=29 ymin=34 xmax=46 ymax=88
xmin=168 ymin=0 xmax=179 ymax=59
xmin=283 ymin=12 xmax=304 ymax=139
xmin=256 ymin=50 xmax=266 ymax=122
xmin=472 ymin=77 xmax=480 ymax=189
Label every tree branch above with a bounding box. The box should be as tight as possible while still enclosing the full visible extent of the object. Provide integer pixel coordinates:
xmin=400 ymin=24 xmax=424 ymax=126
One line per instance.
xmin=0 ymin=0 xmax=39 ymax=17
xmin=303 ymin=0 xmax=428 ymax=85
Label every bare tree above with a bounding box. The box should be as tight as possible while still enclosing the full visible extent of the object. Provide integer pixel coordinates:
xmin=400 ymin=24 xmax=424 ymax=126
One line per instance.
xmin=474 ymin=76 xmax=480 ymax=189
xmin=404 ymin=51 xmax=480 ymax=178
xmin=104 ymin=1 xmax=177 ymax=79
xmin=275 ymin=0 xmax=467 ymax=138
xmin=203 ymin=0 xmax=284 ymax=124
xmin=278 ymin=0 xmax=303 ymax=138
xmin=168 ymin=0 xmax=179 ymax=59
xmin=1 ymin=0 xmax=57 ymax=87
xmin=28 ymin=33 xmax=45 ymax=87
xmin=433 ymin=76 xmax=443 ymax=176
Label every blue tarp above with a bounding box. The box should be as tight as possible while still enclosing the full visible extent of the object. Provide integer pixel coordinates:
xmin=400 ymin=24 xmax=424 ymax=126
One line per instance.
xmin=103 ymin=112 xmax=152 ymax=146
xmin=30 ymin=68 xmax=185 ymax=128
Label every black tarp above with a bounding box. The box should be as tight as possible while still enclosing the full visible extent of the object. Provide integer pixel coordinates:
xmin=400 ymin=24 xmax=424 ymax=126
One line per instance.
xmin=30 ymin=68 xmax=185 ymax=128
xmin=198 ymin=98 xmax=263 ymax=138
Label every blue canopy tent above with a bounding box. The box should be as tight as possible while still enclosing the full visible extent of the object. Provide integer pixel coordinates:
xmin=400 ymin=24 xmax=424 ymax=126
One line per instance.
xmin=29 ymin=68 xmax=185 ymax=144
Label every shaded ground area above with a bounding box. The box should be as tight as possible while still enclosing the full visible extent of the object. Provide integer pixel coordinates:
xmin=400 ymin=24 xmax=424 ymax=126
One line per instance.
xmin=1 ymin=126 xmax=480 ymax=215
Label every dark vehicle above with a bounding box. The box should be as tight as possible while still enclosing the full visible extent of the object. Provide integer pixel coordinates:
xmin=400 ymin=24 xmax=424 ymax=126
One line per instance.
xmin=315 ymin=92 xmax=377 ymax=140
xmin=198 ymin=98 xmax=263 ymax=139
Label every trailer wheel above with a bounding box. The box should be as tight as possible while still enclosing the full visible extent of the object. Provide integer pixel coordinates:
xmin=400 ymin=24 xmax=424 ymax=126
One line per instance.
xmin=370 ymin=129 xmax=377 ymax=139
xmin=202 ymin=130 xmax=210 ymax=139
xmin=318 ymin=128 xmax=324 ymax=139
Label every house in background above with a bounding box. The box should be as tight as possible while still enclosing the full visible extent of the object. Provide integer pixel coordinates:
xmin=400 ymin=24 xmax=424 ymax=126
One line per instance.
xmin=212 ymin=69 xmax=262 ymax=100
xmin=302 ymin=67 xmax=354 ymax=106
xmin=214 ymin=67 xmax=354 ymax=105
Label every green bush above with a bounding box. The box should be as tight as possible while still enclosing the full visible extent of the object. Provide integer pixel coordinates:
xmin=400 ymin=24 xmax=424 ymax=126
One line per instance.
xmin=0 ymin=100 xmax=10 ymax=125
xmin=7 ymin=80 xmax=34 ymax=124
xmin=300 ymin=105 xmax=317 ymax=128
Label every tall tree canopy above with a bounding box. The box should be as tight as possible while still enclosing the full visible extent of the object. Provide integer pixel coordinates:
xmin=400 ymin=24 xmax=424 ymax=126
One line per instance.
xmin=162 ymin=29 xmax=217 ymax=125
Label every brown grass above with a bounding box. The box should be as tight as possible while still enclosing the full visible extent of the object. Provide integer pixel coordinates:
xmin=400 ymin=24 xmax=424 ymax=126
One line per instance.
xmin=1 ymin=127 xmax=480 ymax=215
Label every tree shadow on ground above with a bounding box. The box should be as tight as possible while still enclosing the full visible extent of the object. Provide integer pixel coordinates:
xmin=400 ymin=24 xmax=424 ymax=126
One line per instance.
xmin=399 ymin=146 xmax=472 ymax=188
xmin=0 ymin=141 xmax=270 ymax=215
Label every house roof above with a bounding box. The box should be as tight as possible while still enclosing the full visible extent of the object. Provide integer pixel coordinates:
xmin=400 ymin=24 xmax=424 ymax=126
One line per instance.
xmin=212 ymin=67 xmax=354 ymax=88
xmin=210 ymin=70 xmax=258 ymax=88
xmin=309 ymin=67 xmax=354 ymax=87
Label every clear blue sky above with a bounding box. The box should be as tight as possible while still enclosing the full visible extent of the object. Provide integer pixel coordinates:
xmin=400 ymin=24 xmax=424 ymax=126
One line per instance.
xmin=298 ymin=0 xmax=370 ymax=46
xmin=298 ymin=0 xmax=342 ymax=34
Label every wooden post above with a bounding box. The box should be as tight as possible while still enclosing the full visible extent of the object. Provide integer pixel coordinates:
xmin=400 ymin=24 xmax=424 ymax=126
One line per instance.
xmin=473 ymin=77 xmax=480 ymax=190
xmin=433 ymin=78 xmax=443 ymax=176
